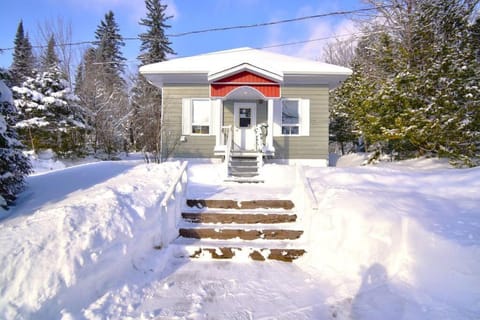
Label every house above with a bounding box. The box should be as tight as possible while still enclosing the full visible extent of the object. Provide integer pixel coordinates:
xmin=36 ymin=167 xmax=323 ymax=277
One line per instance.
xmin=140 ymin=47 xmax=351 ymax=171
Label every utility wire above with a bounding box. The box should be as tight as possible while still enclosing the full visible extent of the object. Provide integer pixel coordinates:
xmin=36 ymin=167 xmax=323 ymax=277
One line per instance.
xmin=93 ymin=29 xmax=393 ymax=66
xmin=0 ymin=5 xmax=390 ymax=51
xmin=165 ymin=6 xmax=391 ymax=37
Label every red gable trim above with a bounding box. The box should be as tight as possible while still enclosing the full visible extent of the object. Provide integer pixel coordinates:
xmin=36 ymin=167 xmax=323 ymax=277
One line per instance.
xmin=215 ymin=70 xmax=277 ymax=84
xmin=211 ymin=70 xmax=280 ymax=98
xmin=211 ymin=84 xmax=280 ymax=97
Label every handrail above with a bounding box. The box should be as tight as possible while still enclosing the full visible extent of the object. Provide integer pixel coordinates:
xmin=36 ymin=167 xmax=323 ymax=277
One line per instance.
xmin=161 ymin=161 xmax=188 ymax=207
xmin=158 ymin=160 xmax=189 ymax=248
xmin=224 ymin=125 xmax=232 ymax=177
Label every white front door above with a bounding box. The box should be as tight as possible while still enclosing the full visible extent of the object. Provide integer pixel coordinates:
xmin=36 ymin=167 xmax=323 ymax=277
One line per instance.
xmin=233 ymin=102 xmax=257 ymax=151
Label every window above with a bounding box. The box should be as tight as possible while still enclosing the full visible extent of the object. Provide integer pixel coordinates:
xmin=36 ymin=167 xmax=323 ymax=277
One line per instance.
xmin=191 ymin=99 xmax=210 ymax=134
xmin=281 ymin=99 xmax=299 ymax=135
xmin=239 ymin=108 xmax=252 ymax=128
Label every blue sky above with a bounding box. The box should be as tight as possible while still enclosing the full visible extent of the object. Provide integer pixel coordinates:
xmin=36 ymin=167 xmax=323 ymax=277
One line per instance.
xmin=0 ymin=0 xmax=363 ymax=72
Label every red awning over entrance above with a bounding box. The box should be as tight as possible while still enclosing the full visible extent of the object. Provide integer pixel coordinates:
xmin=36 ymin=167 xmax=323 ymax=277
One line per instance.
xmin=210 ymin=71 xmax=280 ymax=98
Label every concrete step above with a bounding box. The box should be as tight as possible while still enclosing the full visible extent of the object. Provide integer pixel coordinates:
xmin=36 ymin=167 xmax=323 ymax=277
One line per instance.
xmin=181 ymin=212 xmax=297 ymax=224
xmin=178 ymin=228 xmax=303 ymax=240
xmin=185 ymin=199 xmax=295 ymax=210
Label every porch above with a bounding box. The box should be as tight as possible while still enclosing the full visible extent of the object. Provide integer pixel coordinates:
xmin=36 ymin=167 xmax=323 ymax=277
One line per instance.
xmin=211 ymin=88 xmax=278 ymax=181
xmin=212 ymin=88 xmax=278 ymax=158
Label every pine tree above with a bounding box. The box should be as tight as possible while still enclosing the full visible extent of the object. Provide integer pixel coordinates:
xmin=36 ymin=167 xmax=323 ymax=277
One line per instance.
xmin=41 ymin=35 xmax=59 ymax=72
xmin=74 ymin=11 xmax=130 ymax=157
xmin=0 ymin=70 xmax=32 ymax=209
xmin=95 ymin=11 xmax=126 ymax=90
xmin=10 ymin=21 xmax=36 ymax=86
xmin=13 ymin=67 xmax=88 ymax=157
xmin=131 ymin=0 xmax=175 ymax=162
xmin=138 ymin=0 xmax=175 ymax=65
xmin=331 ymin=0 xmax=480 ymax=165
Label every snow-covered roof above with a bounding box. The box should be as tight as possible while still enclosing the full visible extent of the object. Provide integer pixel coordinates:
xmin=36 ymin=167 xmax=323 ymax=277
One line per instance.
xmin=139 ymin=47 xmax=352 ymax=88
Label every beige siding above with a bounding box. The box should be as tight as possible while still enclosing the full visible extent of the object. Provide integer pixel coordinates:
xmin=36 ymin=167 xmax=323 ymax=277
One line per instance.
xmin=162 ymin=84 xmax=329 ymax=160
xmin=162 ymin=84 xmax=216 ymax=158
xmin=224 ymin=101 xmax=234 ymax=127
xmin=273 ymin=85 xmax=329 ymax=160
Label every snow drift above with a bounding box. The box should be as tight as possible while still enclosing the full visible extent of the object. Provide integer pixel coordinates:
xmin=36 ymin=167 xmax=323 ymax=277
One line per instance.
xmin=303 ymin=165 xmax=480 ymax=318
xmin=0 ymin=161 xmax=181 ymax=319
xmin=0 ymin=157 xmax=479 ymax=319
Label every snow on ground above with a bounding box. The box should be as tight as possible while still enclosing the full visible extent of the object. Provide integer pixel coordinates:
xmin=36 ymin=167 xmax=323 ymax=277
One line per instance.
xmin=303 ymin=162 xmax=480 ymax=319
xmin=0 ymin=159 xmax=181 ymax=319
xmin=0 ymin=156 xmax=479 ymax=319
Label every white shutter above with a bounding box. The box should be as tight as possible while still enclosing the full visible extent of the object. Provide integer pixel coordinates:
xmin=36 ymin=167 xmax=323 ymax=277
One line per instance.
xmin=181 ymin=98 xmax=191 ymax=135
xmin=300 ymin=98 xmax=310 ymax=136
xmin=210 ymin=99 xmax=221 ymax=137
xmin=272 ymin=99 xmax=283 ymax=136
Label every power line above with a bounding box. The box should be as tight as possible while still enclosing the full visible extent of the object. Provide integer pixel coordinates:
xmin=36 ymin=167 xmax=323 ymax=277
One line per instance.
xmin=166 ymin=6 xmax=391 ymax=37
xmin=90 ymin=31 xmax=374 ymax=66
xmin=0 ymin=5 xmax=389 ymax=51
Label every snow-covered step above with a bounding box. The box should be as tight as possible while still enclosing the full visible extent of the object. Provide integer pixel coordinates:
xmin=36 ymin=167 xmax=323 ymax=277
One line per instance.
xmin=181 ymin=212 xmax=298 ymax=224
xmin=177 ymin=198 xmax=304 ymax=262
xmin=179 ymin=222 xmax=300 ymax=230
xmin=185 ymin=199 xmax=295 ymax=210
xmin=171 ymin=238 xmax=306 ymax=262
xmin=179 ymin=228 xmax=303 ymax=240
xmin=223 ymin=176 xmax=265 ymax=183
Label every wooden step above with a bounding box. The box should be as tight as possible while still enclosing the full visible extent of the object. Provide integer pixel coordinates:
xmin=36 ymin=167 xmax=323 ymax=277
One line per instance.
xmin=186 ymin=247 xmax=306 ymax=262
xmin=179 ymin=228 xmax=303 ymax=240
xmin=171 ymin=238 xmax=307 ymax=262
xmin=228 ymin=172 xmax=258 ymax=178
xmin=185 ymin=199 xmax=295 ymax=210
xmin=223 ymin=176 xmax=265 ymax=183
xmin=229 ymin=166 xmax=258 ymax=172
xmin=181 ymin=212 xmax=297 ymax=224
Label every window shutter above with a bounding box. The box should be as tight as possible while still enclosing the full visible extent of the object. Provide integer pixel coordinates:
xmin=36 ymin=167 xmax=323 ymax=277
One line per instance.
xmin=300 ymin=98 xmax=310 ymax=136
xmin=182 ymin=98 xmax=191 ymax=135
xmin=210 ymin=99 xmax=221 ymax=136
xmin=272 ymin=99 xmax=282 ymax=136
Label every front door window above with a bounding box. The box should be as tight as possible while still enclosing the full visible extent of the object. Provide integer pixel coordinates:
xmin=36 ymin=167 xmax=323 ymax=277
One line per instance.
xmin=239 ymin=108 xmax=252 ymax=128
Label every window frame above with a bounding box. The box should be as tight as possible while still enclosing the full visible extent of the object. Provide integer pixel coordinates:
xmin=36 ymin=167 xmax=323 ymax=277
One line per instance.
xmin=280 ymin=99 xmax=300 ymax=136
xmin=190 ymin=98 xmax=211 ymax=135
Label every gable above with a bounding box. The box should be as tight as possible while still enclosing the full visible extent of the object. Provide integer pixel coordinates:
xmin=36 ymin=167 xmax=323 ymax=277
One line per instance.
xmin=210 ymin=70 xmax=280 ymax=98
xmin=214 ymin=71 xmax=277 ymax=84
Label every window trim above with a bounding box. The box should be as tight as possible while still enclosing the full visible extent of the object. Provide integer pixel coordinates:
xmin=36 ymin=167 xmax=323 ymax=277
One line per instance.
xmin=280 ymin=98 xmax=300 ymax=136
xmin=190 ymin=98 xmax=211 ymax=136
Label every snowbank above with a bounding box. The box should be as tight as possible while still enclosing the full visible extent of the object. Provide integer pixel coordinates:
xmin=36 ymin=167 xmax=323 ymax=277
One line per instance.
xmin=302 ymin=165 xmax=480 ymax=318
xmin=0 ymin=161 xmax=182 ymax=319
xmin=1 ymin=155 xmax=479 ymax=319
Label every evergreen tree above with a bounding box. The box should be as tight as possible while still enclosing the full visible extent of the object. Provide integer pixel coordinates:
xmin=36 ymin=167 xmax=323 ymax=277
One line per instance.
xmin=131 ymin=0 xmax=175 ymax=162
xmin=0 ymin=70 xmax=32 ymax=209
xmin=471 ymin=16 xmax=480 ymax=62
xmin=95 ymin=11 xmax=126 ymax=89
xmin=138 ymin=0 xmax=175 ymax=65
xmin=331 ymin=0 xmax=480 ymax=165
xmin=10 ymin=21 xmax=35 ymax=86
xmin=41 ymin=35 xmax=59 ymax=72
xmin=13 ymin=67 xmax=88 ymax=157
xmin=74 ymin=11 xmax=129 ymax=157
